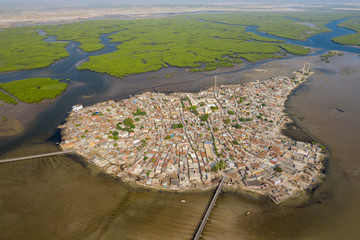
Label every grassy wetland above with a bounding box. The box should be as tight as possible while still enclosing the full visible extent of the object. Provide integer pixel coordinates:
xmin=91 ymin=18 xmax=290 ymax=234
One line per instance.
xmin=332 ymin=18 xmax=360 ymax=46
xmin=1 ymin=13 xmax=324 ymax=78
xmin=75 ymin=16 xmax=312 ymax=77
xmin=0 ymin=90 xmax=17 ymax=104
xmin=193 ymin=12 xmax=360 ymax=40
xmin=1 ymin=12 xmax=360 ymax=84
xmin=39 ymin=20 xmax=126 ymax=52
xmin=0 ymin=77 xmax=67 ymax=104
xmin=0 ymin=27 xmax=68 ymax=73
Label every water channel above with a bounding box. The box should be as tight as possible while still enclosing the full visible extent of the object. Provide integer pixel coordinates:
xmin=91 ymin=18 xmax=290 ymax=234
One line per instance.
xmin=1 ymin=17 xmax=360 ymax=240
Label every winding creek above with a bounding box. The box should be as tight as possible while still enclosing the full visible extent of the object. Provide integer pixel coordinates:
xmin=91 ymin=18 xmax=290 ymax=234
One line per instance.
xmin=1 ymin=17 xmax=360 ymax=239
xmin=247 ymin=18 xmax=360 ymax=54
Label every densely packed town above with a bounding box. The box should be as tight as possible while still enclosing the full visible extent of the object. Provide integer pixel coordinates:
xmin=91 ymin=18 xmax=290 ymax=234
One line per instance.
xmin=60 ymin=65 xmax=324 ymax=203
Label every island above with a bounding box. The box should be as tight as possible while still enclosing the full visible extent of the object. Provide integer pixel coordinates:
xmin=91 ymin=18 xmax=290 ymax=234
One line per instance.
xmin=0 ymin=77 xmax=67 ymax=104
xmin=60 ymin=65 xmax=324 ymax=204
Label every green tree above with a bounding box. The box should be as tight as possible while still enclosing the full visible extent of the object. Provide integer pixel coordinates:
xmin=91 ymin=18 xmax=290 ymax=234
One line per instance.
xmin=201 ymin=114 xmax=209 ymax=122
xmin=211 ymin=164 xmax=219 ymax=172
xmin=123 ymin=117 xmax=134 ymax=127
xmin=233 ymin=123 xmax=241 ymax=129
xmin=133 ymin=108 xmax=146 ymax=116
xmin=211 ymin=160 xmax=227 ymax=172
xmin=219 ymin=160 xmax=226 ymax=170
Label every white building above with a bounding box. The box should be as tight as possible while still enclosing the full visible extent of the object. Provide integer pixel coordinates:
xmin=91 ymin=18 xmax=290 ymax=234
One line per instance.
xmin=72 ymin=104 xmax=83 ymax=112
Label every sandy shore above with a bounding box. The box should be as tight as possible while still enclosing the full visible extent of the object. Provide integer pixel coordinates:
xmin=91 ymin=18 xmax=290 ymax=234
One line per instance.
xmin=2 ymin=1 xmax=357 ymax=29
xmin=0 ymin=4 xmax=308 ymax=29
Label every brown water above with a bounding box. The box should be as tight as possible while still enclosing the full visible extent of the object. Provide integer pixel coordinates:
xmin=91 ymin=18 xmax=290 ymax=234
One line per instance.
xmin=1 ymin=53 xmax=360 ymax=240
xmin=0 ymin=143 xmax=212 ymax=240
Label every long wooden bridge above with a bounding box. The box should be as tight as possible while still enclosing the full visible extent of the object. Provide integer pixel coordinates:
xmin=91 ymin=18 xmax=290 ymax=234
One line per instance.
xmin=0 ymin=151 xmax=75 ymax=163
xmin=193 ymin=175 xmax=225 ymax=240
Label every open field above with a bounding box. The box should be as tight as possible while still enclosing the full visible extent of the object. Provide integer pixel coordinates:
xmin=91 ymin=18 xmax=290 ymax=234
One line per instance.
xmin=0 ymin=77 xmax=67 ymax=103
xmin=0 ymin=27 xmax=68 ymax=73
xmin=332 ymin=18 xmax=360 ymax=46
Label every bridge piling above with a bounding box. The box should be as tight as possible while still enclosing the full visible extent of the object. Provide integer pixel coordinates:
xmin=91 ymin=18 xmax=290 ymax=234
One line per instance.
xmin=193 ymin=175 xmax=225 ymax=240
xmin=0 ymin=151 xmax=75 ymax=163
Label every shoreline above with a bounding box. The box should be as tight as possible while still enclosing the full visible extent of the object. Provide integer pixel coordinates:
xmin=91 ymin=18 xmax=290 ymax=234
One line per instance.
xmin=0 ymin=81 xmax=84 ymax=149
xmin=60 ymin=64 xmax=325 ymax=204
xmin=71 ymin=139 xmax=326 ymax=205
xmin=0 ymin=5 xmax=311 ymax=29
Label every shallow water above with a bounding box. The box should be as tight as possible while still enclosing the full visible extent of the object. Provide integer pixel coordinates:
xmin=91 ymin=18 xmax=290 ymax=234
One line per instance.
xmin=0 ymin=143 xmax=213 ymax=240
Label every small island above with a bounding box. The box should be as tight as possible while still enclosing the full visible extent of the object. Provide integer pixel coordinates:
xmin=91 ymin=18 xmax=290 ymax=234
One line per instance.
xmin=60 ymin=65 xmax=324 ymax=204
xmin=0 ymin=77 xmax=67 ymax=104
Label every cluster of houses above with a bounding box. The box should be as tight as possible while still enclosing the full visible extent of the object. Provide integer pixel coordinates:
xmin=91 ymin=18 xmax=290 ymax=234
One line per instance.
xmin=60 ymin=65 xmax=324 ymax=203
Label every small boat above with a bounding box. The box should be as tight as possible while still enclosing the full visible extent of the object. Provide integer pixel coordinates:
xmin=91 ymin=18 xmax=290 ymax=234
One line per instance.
xmin=181 ymin=200 xmax=186 ymax=203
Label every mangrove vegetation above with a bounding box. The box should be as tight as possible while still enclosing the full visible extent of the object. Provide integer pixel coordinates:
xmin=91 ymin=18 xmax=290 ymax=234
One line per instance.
xmin=1 ymin=11 xmax=360 ymax=77
xmin=0 ymin=77 xmax=67 ymax=104
xmin=0 ymin=27 xmax=68 ymax=73
xmin=332 ymin=18 xmax=360 ymax=46
xmin=77 ymin=16 xmax=311 ymax=77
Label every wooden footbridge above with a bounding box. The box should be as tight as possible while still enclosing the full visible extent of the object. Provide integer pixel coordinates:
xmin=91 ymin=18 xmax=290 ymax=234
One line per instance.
xmin=0 ymin=151 xmax=75 ymax=163
xmin=193 ymin=175 xmax=225 ymax=240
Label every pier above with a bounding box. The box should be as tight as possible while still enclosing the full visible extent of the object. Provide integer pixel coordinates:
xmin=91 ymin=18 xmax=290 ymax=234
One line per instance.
xmin=193 ymin=176 xmax=225 ymax=240
xmin=0 ymin=151 xmax=75 ymax=163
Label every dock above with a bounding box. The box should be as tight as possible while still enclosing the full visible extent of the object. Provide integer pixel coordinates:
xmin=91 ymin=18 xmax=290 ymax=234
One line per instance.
xmin=193 ymin=175 xmax=225 ymax=240
xmin=0 ymin=151 xmax=75 ymax=163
